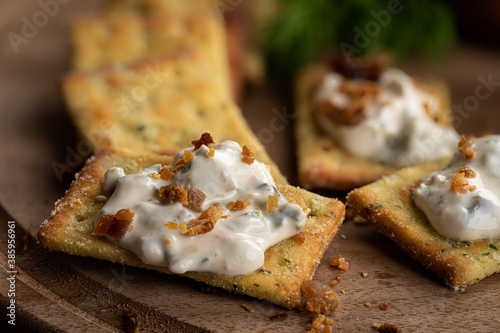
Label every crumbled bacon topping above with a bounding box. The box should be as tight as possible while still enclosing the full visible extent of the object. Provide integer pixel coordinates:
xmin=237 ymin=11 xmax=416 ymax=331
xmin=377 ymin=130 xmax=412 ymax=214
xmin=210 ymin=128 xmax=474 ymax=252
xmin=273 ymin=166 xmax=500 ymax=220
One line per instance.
xmin=159 ymin=184 xmax=189 ymax=206
xmin=339 ymin=79 xmax=380 ymax=98
xmin=459 ymin=166 xmax=477 ymax=178
xmin=266 ymin=193 xmax=280 ymax=214
xmin=227 ymin=199 xmax=252 ymax=211
xmin=159 ymin=166 xmax=175 ymax=180
xmin=318 ymin=99 xmax=366 ymax=127
xmin=380 ymin=302 xmax=389 ymax=310
xmin=374 ymin=323 xmax=401 ymax=333
xmin=207 ymin=147 xmax=215 ymax=157
xmin=187 ymin=188 xmax=206 ymax=212
xmin=295 ymin=231 xmax=306 ymax=244
xmin=165 ymin=205 xmax=224 ymax=236
xmin=329 ymin=53 xmax=387 ymax=81
xmin=450 ymin=172 xmax=477 ymax=194
xmin=176 ymin=150 xmax=195 ymax=167
xmin=92 ymin=208 xmax=135 ymax=239
xmin=329 ymin=275 xmax=342 ymax=286
xmin=458 ymin=135 xmax=476 ymax=160
xmin=191 ymin=132 xmax=215 ymax=150
xmin=270 ymin=313 xmax=288 ymax=321
xmin=301 ymin=280 xmax=340 ymax=314
xmin=330 ymin=255 xmax=349 ymax=271
xmin=241 ymin=145 xmax=255 ymax=164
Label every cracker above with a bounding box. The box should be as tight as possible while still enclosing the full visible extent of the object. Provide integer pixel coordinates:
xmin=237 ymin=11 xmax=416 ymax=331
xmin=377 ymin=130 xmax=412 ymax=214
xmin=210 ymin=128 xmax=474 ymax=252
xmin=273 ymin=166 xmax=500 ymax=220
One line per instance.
xmin=62 ymin=48 xmax=286 ymax=184
xmin=71 ymin=12 xmax=230 ymax=94
xmin=346 ymin=159 xmax=500 ymax=288
xmin=295 ymin=65 xmax=453 ymax=190
xmin=38 ymin=149 xmax=345 ymax=309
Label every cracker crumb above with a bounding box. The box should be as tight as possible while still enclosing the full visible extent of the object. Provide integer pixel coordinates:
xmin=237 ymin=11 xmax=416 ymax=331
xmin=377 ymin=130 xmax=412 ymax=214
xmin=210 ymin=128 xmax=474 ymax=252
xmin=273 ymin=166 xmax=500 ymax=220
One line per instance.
xmin=270 ymin=313 xmax=288 ymax=320
xmin=241 ymin=145 xmax=255 ymax=164
xmin=92 ymin=208 xmax=135 ymax=239
xmin=458 ymin=135 xmax=476 ymax=160
xmin=330 ymin=255 xmax=349 ymax=270
xmin=242 ymin=303 xmax=254 ymax=313
xmin=341 ymin=290 xmax=346 ymax=294
xmin=360 ymin=271 xmax=368 ymax=278
xmin=266 ymin=193 xmax=280 ymax=214
xmin=364 ymin=302 xmax=371 ymax=308
xmin=380 ymin=302 xmax=389 ymax=310
xmin=301 ymin=281 xmax=340 ymax=314
xmin=305 ymin=314 xmax=334 ymax=332
xmin=191 ymin=132 xmax=215 ymax=150
xmin=227 ymin=199 xmax=252 ymax=211
xmin=295 ymin=231 xmax=306 ymax=244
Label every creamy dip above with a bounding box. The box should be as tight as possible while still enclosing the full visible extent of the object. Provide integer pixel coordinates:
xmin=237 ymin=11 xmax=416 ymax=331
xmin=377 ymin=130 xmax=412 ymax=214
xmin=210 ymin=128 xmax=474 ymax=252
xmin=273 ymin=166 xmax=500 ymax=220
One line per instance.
xmin=316 ymin=68 xmax=459 ymax=167
xmin=413 ymin=136 xmax=500 ymax=241
xmin=97 ymin=141 xmax=306 ymax=276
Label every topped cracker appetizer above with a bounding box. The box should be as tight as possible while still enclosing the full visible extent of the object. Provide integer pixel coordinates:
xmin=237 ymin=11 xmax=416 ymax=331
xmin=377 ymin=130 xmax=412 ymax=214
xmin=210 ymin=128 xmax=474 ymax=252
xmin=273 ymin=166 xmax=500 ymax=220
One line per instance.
xmin=348 ymin=135 xmax=500 ymax=288
xmin=296 ymin=55 xmax=459 ymax=190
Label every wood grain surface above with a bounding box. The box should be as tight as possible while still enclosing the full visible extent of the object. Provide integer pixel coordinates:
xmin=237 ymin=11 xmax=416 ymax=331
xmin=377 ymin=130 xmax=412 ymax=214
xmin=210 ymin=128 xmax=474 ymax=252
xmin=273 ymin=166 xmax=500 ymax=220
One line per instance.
xmin=1 ymin=1 xmax=500 ymax=332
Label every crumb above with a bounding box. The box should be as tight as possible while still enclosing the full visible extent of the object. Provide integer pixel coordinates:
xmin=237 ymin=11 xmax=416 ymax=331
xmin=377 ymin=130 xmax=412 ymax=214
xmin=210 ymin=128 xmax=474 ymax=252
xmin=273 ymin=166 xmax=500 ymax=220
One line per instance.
xmin=459 ymin=166 xmax=477 ymax=178
xmin=148 ymin=173 xmax=161 ymax=180
xmin=380 ymin=302 xmax=389 ymax=310
xmin=242 ymin=303 xmax=254 ymax=313
xmin=227 ymin=199 xmax=252 ymax=211
xmin=126 ymin=307 xmax=139 ymax=333
xmin=200 ymin=285 xmax=217 ymax=294
xmin=159 ymin=165 xmax=175 ymax=180
xmin=295 ymin=231 xmax=306 ymax=244
xmin=241 ymin=145 xmax=255 ymax=164
xmin=341 ymin=290 xmax=346 ymax=294
xmin=301 ymin=281 xmax=340 ymax=314
xmin=92 ymin=208 xmax=134 ymax=239
xmin=175 ymin=150 xmax=195 ymax=167
xmin=207 ymin=147 xmax=215 ymax=157
xmin=450 ymin=172 xmax=477 ymax=194
xmin=182 ymin=205 xmax=224 ymax=236
xmin=305 ymin=313 xmax=334 ymax=332
xmin=159 ymin=184 xmax=189 ymax=206
xmin=266 ymin=193 xmax=280 ymax=214
xmin=164 ymin=239 xmax=171 ymax=245
xmin=364 ymin=302 xmax=371 ymax=308
xmin=329 ymin=275 xmax=342 ymax=286
xmin=20 ymin=226 xmax=31 ymax=254
xmin=458 ymin=135 xmax=476 ymax=160
xmin=187 ymin=188 xmax=206 ymax=212
xmin=270 ymin=313 xmax=288 ymax=320
xmin=373 ymin=323 xmax=401 ymax=333
xmin=330 ymin=255 xmax=349 ymax=271
xmin=360 ymin=271 xmax=368 ymax=278
xmin=191 ymin=132 xmax=215 ymax=150
xmin=340 ymin=234 xmax=347 ymax=240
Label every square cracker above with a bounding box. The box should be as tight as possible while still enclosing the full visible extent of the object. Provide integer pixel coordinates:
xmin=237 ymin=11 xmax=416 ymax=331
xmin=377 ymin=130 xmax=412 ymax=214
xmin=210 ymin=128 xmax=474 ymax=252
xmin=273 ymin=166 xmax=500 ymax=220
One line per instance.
xmin=62 ymin=47 xmax=286 ymax=184
xmin=347 ymin=158 xmax=500 ymax=288
xmin=38 ymin=149 xmax=345 ymax=309
xmin=71 ymin=12 xmax=231 ymax=95
xmin=295 ymin=65 xmax=453 ymax=191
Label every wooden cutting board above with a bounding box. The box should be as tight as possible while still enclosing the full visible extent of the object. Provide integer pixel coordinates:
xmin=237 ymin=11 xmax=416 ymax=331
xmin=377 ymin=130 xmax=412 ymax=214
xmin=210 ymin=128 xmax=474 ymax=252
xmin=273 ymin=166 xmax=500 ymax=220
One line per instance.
xmin=1 ymin=1 xmax=500 ymax=332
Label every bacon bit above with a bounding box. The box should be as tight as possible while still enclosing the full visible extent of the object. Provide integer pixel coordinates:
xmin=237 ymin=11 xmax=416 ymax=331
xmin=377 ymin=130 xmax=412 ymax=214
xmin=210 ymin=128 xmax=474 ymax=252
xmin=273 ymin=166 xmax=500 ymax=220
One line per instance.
xmin=339 ymin=79 xmax=380 ymax=98
xmin=207 ymin=147 xmax=215 ymax=157
xmin=329 ymin=53 xmax=387 ymax=81
xmin=183 ymin=205 xmax=224 ymax=236
xmin=159 ymin=165 xmax=175 ymax=180
xmin=270 ymin=313 xmax=288 ymax=320
xmin=374 ymin=323 xmax=401 ymax=333
xmin=191 ymin=132 xmax=215 ymax=150
xmin=301 ymin=280 xmax=340 ymax=314
xmin=159 ymin=184 xmax=189 ymax=206
xmin=459 ymin=166 xmax=477 ymax=178
xmin=318 ymin=99 xmax=366 ymax=127
xmin=239 ymin=303 xmax=254 ymax=313
xmin=148 ymin=173 xmax=161 ymax=180
xmin=330 ymin=255 xmax=349 ymax=271
xmin=295 ymin=231 xmax=306 ymax=244
xmin=458 ymin=135 xmax=476 ymax=160
xmin=187 ymin=188 xmax=206 ymax=212
xmin=241 ymin=145 xmax=255 ymax=164
xmin=175 ymin=150 xmax=195 ymax=167
xmin=164 ymin=222 xmax=177 ymax=230
xmin=200 ymin=285 xmax=217 ymax=294
xmin=92 ymin=208 xmax=135 ymax=239
xmin=450 ymin=172 xmax=477 ymax=194
xmin=329 ymin=275 xmax=342 ymax=286
xmin=126 ymin=307 xmax=139 ymax=333
xmin=178 ymin=221 xmax=188 ymax=234
xmin=266 ymin=193 xmax=280 ymax=214
xmin=164 ymin=239 xmax=171 ymax=245
xmin=227 ymin=199 xmax=252 ymax=211
xmin=364 ymin=302 xmax=371 ymax=308
xmin=380 ymin=302 xmax=389 ymax=310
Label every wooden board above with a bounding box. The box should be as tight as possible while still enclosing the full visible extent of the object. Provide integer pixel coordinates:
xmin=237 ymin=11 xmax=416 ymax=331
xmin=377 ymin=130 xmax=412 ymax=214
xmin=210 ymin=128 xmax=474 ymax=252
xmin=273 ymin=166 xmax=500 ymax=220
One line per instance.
xmin=1 ymin=1 xmax=500 ymax=332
